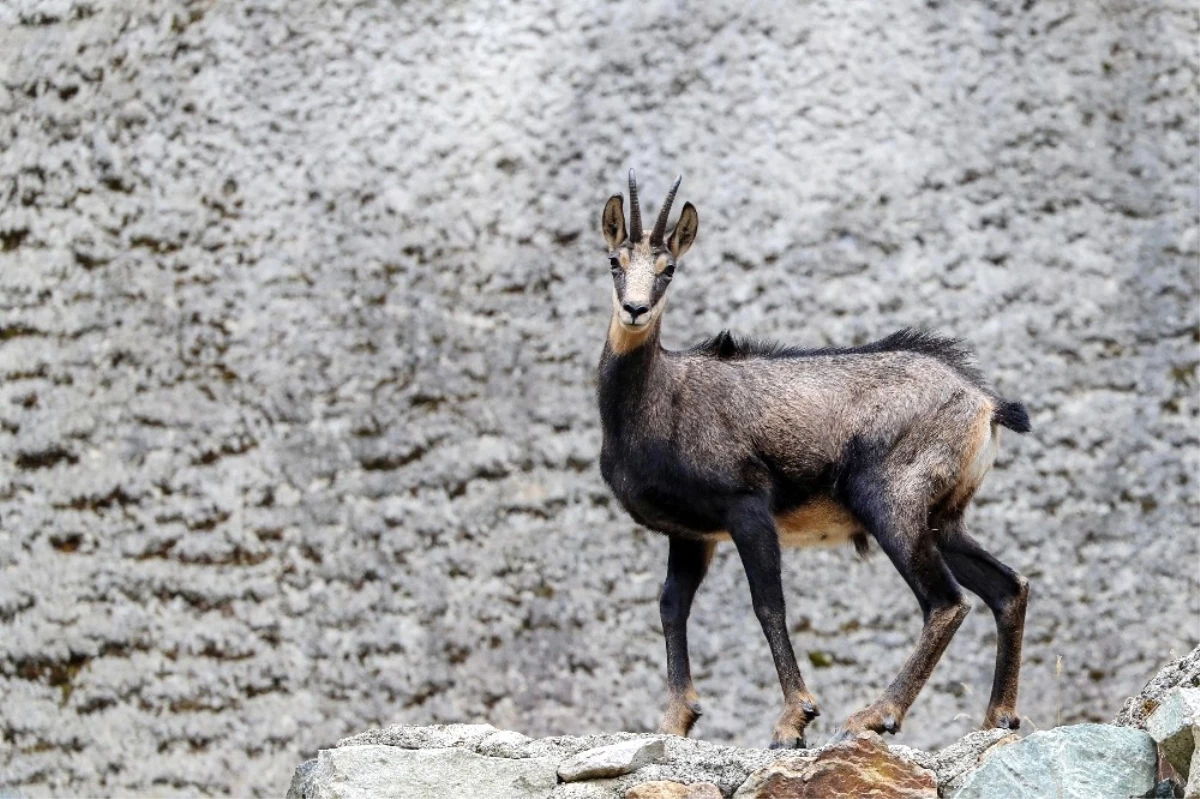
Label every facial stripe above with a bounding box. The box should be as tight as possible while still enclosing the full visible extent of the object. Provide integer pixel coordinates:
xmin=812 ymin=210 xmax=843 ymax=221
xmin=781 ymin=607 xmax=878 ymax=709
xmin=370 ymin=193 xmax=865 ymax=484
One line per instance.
xmin=612 ymin=267 xmax=626 ymax=296
xmin=649 ymin=275 xmax=669 ymax=308
xmin=623 ymin=262 xmax=657 ymax=305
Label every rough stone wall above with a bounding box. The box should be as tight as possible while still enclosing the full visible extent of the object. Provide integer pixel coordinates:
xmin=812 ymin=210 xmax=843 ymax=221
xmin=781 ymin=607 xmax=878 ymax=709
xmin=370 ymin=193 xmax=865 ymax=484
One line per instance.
xmin=1 ymin=0 xmax=1196 ymax=795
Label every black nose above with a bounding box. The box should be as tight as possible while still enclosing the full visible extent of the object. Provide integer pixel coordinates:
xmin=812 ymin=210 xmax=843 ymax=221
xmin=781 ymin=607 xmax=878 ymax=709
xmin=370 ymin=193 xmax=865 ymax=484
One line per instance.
xmin=622 ymin=302 xmax=649 ymax=321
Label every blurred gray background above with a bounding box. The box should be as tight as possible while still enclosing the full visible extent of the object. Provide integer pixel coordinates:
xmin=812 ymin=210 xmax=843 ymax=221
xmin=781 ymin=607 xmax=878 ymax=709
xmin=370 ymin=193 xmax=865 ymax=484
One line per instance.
xmin=1 ymin=0 xmax=1197 ymax=795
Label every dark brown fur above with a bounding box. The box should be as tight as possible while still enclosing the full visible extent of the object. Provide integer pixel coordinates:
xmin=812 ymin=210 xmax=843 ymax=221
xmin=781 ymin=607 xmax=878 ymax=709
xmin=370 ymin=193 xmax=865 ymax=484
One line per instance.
xmin=597 ymin=172 xmax=1032 ymax=747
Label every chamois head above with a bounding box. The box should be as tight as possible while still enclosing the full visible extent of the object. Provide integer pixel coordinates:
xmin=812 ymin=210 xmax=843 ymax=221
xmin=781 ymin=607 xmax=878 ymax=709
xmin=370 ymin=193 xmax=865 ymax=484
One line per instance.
xmin=601 ymin=170 xmax=698 ymax=332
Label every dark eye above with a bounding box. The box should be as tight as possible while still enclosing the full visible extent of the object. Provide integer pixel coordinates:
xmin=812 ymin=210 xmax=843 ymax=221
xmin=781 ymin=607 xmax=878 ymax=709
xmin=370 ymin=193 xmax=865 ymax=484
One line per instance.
xmin=609 ymin=255 xmax=620 ymax=271
xmin=661 ymin=264 xmax=676 ymax=279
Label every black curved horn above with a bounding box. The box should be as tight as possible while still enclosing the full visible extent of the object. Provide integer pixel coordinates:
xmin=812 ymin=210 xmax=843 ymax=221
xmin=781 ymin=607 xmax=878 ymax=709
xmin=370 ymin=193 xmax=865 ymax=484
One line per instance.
xmin=628 ymin=169 xmax=643 ymax=242
xmin=650 ymin=174 xmax=682 ymax=247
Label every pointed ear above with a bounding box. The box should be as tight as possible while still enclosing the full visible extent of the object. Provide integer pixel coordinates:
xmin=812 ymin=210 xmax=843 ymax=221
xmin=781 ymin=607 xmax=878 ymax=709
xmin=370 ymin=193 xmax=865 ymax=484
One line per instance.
xmin=667 ymin=202 xmax=698 ymax=259
xmin=602 ymin=194 xmax=626 ymax=250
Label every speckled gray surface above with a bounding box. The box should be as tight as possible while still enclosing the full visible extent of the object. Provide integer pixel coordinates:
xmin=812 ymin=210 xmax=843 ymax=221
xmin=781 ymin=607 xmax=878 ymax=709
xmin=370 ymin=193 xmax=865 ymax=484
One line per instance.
xmin=0 ymin=0 xmax=1197 ymax=796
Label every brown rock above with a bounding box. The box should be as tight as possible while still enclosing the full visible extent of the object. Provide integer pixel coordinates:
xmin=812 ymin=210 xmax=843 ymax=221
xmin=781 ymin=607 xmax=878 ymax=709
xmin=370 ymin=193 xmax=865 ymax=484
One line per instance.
xmin=734 ymin=732 xmax=936 ymax=799
xmin=625 ymin=781 xmax=723 ymax=798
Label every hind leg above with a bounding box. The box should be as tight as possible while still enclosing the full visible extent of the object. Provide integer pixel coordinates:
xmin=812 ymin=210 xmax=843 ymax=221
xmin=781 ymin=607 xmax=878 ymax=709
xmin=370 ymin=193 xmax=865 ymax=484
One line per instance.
xmin=840 ymin=475 xmax=971 ymax=736
xmin=940 ymin=519 xmax=1029 ymax=729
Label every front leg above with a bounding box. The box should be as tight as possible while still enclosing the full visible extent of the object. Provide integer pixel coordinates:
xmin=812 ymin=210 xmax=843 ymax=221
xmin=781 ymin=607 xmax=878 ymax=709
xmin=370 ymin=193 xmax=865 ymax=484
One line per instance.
xmin=727 ymin=497 xmax=820 ymax=749
xmin=658 ymin=537 xmax=715 ymax=737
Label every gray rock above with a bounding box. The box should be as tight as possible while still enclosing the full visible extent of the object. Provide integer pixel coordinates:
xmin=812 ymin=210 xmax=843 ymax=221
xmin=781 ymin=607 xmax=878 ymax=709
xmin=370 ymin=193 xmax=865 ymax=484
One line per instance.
xmin=558 ymin=738 xmax=667 ymax=782
xmin=569 ymin=736 xmax=780 ymax=797
xmin=1145 ymin=687 xmax=1200 ymax=798
xmin=551 ymin=785 xmax=618 ymax=799
xmin=1117 ymin=646 xmax=1200 ymax=729
xmin=480 ymin=729 xmax=540 ymax=759
xmin=286 ymin=758 xmax=319 ymax=799
xmin=341 ymin=724 xmax=651 ymax=761
xmin=1146 ymin=688 xmax=1200 ymax=781
xmin=297 ymin=745 xmax=559 ymax=799
xmin=896 ymin=728 xmax=1018 ymax=796
xmin=299 ymin=723 xmax=1034 ymax=798
xmin=950 ymin=724 xmax=1158 ymax=799
xmin=624 ymin=781 xmax=723 ymax=798
xmin=338 ymin=723 xmax=502 ymax=751
xmin=320 ymin=726 xmax=781 ymax=797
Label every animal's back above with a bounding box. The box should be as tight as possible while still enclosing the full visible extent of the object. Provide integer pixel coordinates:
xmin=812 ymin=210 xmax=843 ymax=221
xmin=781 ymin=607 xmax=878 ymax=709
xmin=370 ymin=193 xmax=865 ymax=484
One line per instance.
xmin=689 ymin=327 xmax=1030 ymax=431
xmin=678 ymin=330 xmax=999 ymax=480
xmin=674 ymin=329 xmax=1023 ymax=538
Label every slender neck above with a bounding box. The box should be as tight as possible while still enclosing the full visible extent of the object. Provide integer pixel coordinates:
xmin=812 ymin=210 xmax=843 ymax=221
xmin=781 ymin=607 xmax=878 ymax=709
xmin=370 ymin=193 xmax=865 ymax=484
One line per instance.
xmin=598 ymin=310 xmax=666 ymax=438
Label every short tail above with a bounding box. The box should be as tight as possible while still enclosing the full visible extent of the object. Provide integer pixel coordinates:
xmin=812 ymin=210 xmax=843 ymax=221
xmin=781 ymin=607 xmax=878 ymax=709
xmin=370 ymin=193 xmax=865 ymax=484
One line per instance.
xmin=993 ymin=400 xmax=1032 ymax=433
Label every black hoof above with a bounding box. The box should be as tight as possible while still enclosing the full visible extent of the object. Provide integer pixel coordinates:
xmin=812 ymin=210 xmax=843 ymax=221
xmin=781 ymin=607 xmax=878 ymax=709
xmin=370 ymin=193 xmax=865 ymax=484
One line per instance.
xmin=801 ymin=701 xmax=820 ymax=721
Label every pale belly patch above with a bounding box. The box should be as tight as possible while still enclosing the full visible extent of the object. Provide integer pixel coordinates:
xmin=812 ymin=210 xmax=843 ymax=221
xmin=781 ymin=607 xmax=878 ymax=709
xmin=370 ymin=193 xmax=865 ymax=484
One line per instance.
xmin=775 ymin=498 xmax=864 ymax=548
xmin=705 ymin=498 xmax=865 ymax=549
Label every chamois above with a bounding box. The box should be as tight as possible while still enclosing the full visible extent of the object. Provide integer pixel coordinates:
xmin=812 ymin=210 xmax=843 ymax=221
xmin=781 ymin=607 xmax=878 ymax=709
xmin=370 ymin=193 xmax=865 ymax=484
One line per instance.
xmin=597 ymin=170 xmax=1032 ymax=748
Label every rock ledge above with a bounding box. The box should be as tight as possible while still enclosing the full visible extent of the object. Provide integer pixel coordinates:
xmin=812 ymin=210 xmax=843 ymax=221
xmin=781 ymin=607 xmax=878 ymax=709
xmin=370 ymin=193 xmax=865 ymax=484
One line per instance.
xmin=285 ymin=722 xmax=1072 ymax=798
